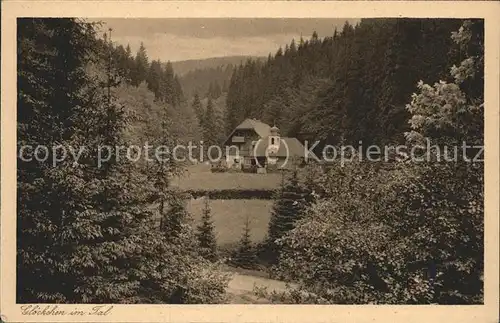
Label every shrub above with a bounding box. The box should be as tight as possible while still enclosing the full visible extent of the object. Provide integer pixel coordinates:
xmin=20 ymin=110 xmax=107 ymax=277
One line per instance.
xmin=274 ymin=20 xmax=484 ymax=304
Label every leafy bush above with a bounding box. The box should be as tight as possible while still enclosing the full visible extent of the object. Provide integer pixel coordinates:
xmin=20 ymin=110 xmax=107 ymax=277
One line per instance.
xmin=17 ymin=19 xmax=229 ymax=304
xmin=273 ymin=20 xmax=483 ymax=304
xmin=187 ymin=189 xmax=275 ymax=200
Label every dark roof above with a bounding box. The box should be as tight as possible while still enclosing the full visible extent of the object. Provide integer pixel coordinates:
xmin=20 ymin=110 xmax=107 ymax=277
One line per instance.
xmin=253 ymin=137 xmax=306 ymax=158
xmin=223 ymin=118 xmax=271 ymax=146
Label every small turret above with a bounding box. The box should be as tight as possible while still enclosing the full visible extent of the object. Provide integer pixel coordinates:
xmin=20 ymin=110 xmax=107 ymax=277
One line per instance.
xmin=267 ymin=125 xmax=280 ymax=165
xmin=270 ymin=125 xmax=280 ymax=136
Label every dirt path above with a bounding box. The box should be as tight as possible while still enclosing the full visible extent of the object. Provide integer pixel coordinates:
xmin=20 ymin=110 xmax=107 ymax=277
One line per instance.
xmin=225 ymin=271 xmax=293 ymax=304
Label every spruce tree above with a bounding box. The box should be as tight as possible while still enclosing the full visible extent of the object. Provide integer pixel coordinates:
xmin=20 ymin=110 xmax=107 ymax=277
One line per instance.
xmin=161 ymin=61 xmax=176 ymax=104
xmin=231 ymin=217 xmax=257 ymax=269
xmin=173 ymin=75 xmax=184 ymax=106
xmin=191 ymin=93 xmax=204 ymax=123
xmin=196 ymin=197 xmax=218 ymax=262
xmin=131 ymin=42 xmax=148 ymax=86
xmin=17 ymin=18 xmax=153 ymax=303
xmin=202 ymin=98 xmax=219 ymax=155
xmin=147 ymin=59 xmax=163 ymax=100
xmin=125 ymin=44 xmax=134 ymax=83
xmin=17 ymin=18 xmax=228 ymax=304
xmin=266 ymin=170 xmax=310 ymax=264
xmin=161 ymin=194 xmax=191 ymax=244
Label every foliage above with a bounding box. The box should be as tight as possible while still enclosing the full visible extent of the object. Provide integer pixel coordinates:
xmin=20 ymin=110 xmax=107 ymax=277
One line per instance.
xmin=201 ymin=98 xmax=219 ymax=146
xmin=273 ymin=20 xmax=484 ymax=304
xmin=191 ymin=93 xmax=204 ymax=124
xmin=17 ymin=18 xmax=229 ymax=304
xmin=176 ymin=57 xmax=254 ymax=99
xmin=114 ymin=82 xmax=200 ymax=151
xmin=187 ymin=189 xmax=274 ymax=200
xmin=187 ymin=198 xmax=273 ymax=247
xmin=99 ymin=33 xmax=184 ymax=107
xmin=405 ymin=20 xmax=484 ymax=147
xmin=206 ymin=80 xmax=223 ymax=100
xmin=265 ymin=170 xmax=312 ymax=265
xmin=231 ymin=217 xmax=258 ymax=269
xmin=196 ymin=197 xmax=219 ymax=262
xmin=131 ymin=42 xmax=149 ymax=86
xmin=225 ymin=19 xmax=464 ymax=147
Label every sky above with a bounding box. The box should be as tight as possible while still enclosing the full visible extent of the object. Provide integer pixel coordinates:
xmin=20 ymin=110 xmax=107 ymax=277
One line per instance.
xmin=93 ymin=18 xmax=359 ymax=62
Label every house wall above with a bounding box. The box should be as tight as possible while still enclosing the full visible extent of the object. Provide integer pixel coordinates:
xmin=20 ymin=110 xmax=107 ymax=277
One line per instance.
xmin=225 ymin=129 xmax=260 ymax=168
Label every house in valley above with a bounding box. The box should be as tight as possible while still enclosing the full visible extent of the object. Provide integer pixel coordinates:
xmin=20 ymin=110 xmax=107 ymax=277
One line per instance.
xmin=221 ymin=118 xmax=308 ymax=172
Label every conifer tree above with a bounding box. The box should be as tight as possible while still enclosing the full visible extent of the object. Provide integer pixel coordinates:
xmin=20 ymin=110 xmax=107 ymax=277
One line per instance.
xmin=223 ymin=19 xmax=462 ymax=147
xmin=161 ymin=61 xmax=176 ymax=104
xmin=207 ymin=81 xmax=222 ymax=99
xmin=191 ymin=93 xmax=204 ymax=123
xmin=147 ymin=59 xmax=163 ymax=100
xmin=266 ymin=170 xmax=310 ymax=264
xmin=196 ymin=197 xmax=218 ymax=262
xmin=161 ymin=194 xmax=191 ymax=244
xmin=231 ymin=217 xmax=257 ymax=269
xmin=202 ymin=98 xmax=219 ymax=151
xmin=174 ymin=75 xmax=184 ymax=106
xmin=131 ymin=42 xmax=148 ymax=86
xmin=17 ymin=18 xmax=228 ymax=304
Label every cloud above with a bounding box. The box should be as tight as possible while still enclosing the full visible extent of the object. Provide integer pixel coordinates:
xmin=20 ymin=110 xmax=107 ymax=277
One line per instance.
xmin=93 ymin=18 xmax=360 ymax=61
xmin=96 ymin=18 xmax=357 ymax=39
xmin=113 ymin=32 xmax=311 ymax=62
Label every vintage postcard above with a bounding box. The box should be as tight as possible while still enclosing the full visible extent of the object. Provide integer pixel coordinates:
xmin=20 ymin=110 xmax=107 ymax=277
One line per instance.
xmin=1 ymin=1 xmax=499 ymax=322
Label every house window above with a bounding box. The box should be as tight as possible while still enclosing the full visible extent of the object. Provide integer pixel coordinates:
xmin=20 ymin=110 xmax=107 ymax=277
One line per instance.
xmin=271 ymin=138 xmax=275 ymax=145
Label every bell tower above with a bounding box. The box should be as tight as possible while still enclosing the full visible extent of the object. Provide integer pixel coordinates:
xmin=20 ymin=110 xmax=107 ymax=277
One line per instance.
xmin=267 ymin=125 xmax=280 ymax=164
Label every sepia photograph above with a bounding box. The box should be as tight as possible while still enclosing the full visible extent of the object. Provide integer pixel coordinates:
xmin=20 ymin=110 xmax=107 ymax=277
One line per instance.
xmin=1 ymin=1 xmax=499 ymax=322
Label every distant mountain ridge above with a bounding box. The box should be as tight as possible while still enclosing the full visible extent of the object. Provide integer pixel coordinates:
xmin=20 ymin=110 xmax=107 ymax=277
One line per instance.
xmin=171 ymin=55 xmax=264 ymax=76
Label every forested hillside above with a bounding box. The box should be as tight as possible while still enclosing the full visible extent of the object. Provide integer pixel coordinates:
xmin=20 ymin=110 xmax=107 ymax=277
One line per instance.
xmin=17 ymin=18 xmax=228 ymax=304
xmin=15 ymin=17 xmax=485 ymax=306
xmin=225 ymin=19 xmax=472 ymax=148
xmin=254 ymin=19 xmax=484 ymax=304
xmin=93 ymin=36 xmax=206 ymax=149
xmin=171 ymin=55 xmax=261 ymax=76
xmin=179 ymin=65 xmax=233 ymax=99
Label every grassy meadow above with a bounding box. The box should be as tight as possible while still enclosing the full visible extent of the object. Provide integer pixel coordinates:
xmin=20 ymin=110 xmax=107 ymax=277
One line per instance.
xmin=170 ymin=164 xmax=279 ymax=249
xmin=188 ymin=198 xmax=273 ymax=247
xmin=171 ymin=163 xmax=283 ymax=190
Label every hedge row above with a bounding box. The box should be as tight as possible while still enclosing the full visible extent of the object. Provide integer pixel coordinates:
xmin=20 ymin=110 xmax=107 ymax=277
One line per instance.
xmin=184 ymin=188 xmax=277 ymax=200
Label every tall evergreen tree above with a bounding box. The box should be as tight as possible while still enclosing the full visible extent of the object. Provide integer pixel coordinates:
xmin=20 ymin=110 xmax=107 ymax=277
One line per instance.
xmin=196 ymin=197 xmax=218 ymax=262
xmin=122 ymin=44 xmax=134 ymax=84
xmin=161 ymin=61 xmax=176 ymax=104
xmin=231 ymin=217 xmax=257 ymax=269
xmin=17 ymin=18 xmax=145 ymax=303
xmin=17 ymin=18 xmax=228 ymax=304
xmin=131 ymin=42 xmax=149 ymax=86
xmin=174 ymin=75 xmax=184 ymax=106
xmin=161 ymin=194 xmax=191 ymax=244
xmin=147 ymin=59 xmax=163 ymax=100
xmin=266 ymin=170 xmax=310 ymax=264
xmin=224 ymin=19 xmax=462 ymax=148
xmin=191 ymin=93 xmax=204 ymax=123
xmin=202 ymin=98 xmax=219 ymax=150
